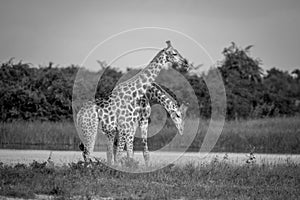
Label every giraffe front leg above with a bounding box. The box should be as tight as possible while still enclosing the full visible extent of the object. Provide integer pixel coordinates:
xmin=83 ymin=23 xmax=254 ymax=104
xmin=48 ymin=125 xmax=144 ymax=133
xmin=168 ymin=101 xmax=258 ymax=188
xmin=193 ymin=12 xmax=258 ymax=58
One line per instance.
xmin=140 ymin=120 xmax=150 ymax=166
xmin=115 ymin=129 xmax=126 ymax=165
xmin=125 ymin=126 xmax=137 ymax=160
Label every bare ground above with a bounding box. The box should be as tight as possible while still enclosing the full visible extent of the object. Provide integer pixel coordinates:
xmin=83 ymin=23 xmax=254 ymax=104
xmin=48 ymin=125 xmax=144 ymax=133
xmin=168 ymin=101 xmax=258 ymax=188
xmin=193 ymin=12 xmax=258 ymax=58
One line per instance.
xmin=0 ymin=149 xmax=299 ymax=166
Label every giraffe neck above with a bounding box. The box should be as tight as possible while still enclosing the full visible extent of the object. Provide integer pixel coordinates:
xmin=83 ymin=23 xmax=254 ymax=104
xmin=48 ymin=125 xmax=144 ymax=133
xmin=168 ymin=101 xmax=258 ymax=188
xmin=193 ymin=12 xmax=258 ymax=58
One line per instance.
xmin=142 ymin=62 xmax=162 ymax=82
xmin=113 ymin=49 xmax=167 ymax=93
xmin=129 ymin=62 xmax=162 ymax=85
xmin=112 ymin=62 xmax=163 ymax=98
xmin=147 ymin=83 xmax=178 ymax=114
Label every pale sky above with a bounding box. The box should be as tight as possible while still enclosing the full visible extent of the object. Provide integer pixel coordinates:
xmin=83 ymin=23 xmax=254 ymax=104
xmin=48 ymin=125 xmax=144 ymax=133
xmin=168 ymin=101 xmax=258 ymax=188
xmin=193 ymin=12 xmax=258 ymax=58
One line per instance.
xmin=0 ymin=0 xmax=299 ymax=72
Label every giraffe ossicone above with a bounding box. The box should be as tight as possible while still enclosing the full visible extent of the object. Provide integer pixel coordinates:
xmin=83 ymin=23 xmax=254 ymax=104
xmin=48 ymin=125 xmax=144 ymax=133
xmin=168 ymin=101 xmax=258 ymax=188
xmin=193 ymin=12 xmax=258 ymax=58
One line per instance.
xmin=76 ymin=41 xmax=187 ymax=166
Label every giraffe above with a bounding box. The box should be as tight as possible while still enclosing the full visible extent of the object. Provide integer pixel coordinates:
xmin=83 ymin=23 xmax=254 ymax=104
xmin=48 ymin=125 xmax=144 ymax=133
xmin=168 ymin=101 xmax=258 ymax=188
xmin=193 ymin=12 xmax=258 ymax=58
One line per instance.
xmin=115 ymin=82 xmax=188 ymax=166
xmin=77 ymin=82 xmax=187 ymax=165
xmin=76 ymin=41 xmax=186 ymax=165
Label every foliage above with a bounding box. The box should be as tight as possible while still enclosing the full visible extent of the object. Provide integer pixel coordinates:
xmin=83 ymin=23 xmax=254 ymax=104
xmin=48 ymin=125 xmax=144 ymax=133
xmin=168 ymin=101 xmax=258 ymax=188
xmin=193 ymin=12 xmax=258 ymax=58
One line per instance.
xmin=212 ymin=42 xmax=299 ymax=119
xmin=0 ymin=61 xmax=77 ymax=121
xmin=0 ymin=42 xmax=300 ymax=122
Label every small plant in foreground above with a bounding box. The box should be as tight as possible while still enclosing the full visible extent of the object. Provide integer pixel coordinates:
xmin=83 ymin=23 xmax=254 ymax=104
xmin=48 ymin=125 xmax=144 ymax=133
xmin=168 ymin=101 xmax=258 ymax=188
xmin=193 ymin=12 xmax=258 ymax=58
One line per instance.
xmin=246 ymin=145 xmax=256 ymax=164
xmin=223 ymin=153 xmax=229 ymax=160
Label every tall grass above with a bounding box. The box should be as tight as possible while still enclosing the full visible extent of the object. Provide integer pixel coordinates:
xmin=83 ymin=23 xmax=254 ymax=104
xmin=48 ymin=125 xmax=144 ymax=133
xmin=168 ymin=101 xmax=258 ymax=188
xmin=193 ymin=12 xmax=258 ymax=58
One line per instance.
xmin=214 ymin=117 xmax=300 ymax=153
xmin=0 ymin=117 xmax=300 ymax=153
xmin=0 ymin=121 xmax=80 ymax=150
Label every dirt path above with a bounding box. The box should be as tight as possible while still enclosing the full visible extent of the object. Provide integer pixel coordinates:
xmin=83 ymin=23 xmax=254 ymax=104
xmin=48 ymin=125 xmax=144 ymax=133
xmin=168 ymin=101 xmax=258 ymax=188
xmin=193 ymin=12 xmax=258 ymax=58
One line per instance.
xmin=1 ymin=149 xmax=299 ymax=166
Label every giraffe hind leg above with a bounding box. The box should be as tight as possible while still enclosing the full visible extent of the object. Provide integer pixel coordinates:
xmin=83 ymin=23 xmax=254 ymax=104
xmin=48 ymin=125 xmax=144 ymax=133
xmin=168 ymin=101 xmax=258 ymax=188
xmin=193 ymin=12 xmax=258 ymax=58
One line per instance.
xmin=125 ymin=126 xmax=137 ymax=160
xmin=81 ymin=143 xmax=92 ymax=163
xmin=140 ymin=120 xmax=150 ymax=166
xmin=76 ymin=104 xmax=98 ymax=163
xmin=81 ymin=126 xmax=97 ymax=163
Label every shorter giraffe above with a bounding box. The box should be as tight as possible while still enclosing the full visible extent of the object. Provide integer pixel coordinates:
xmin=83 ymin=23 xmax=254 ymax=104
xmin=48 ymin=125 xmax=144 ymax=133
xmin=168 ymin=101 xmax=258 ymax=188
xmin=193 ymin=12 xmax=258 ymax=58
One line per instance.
xmin=76 ymin=83 xmax=187 ymax=165
xmin=127 ymin=82 xmax=187 ymax=166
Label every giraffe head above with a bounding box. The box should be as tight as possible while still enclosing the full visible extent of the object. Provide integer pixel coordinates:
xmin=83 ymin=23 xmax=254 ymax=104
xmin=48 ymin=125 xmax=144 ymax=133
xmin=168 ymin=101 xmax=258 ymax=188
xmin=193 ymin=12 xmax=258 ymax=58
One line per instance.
xmin=151 ymin=41 xmax=185 ymax=69
xmin=170 ymin=103 xmax=188 ymax=135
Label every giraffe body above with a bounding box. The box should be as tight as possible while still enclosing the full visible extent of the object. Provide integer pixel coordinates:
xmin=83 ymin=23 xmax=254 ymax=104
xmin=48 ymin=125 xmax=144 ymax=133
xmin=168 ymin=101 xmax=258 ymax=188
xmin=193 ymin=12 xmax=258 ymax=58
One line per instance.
xmin=77 ymin=82 xmax=187 ymax=165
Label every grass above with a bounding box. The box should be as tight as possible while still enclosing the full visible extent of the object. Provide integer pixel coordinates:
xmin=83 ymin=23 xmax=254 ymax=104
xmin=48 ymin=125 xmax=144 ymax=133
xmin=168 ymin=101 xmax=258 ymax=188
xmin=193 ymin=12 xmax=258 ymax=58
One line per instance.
xmin=213 ymin=117 xmax=300 ymax=153
xmin=177 ymin=116 xmax=300 ymax=153
xmin=0 ymin=116 xmax=300 ymax=153
xmin=0 ymin=157 xmax=299 ymax=199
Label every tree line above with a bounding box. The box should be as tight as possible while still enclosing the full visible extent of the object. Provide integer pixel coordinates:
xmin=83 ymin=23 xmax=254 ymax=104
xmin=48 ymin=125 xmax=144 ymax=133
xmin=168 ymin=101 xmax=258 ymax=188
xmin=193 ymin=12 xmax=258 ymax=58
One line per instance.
xmin=0 ymin=43 xmax=299 ymax=122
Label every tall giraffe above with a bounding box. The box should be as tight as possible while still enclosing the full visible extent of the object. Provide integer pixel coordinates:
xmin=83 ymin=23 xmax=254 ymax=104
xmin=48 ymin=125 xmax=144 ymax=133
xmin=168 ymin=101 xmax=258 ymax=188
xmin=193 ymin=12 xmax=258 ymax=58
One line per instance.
xmin=76 ymin=41 xmax=186 ymax=164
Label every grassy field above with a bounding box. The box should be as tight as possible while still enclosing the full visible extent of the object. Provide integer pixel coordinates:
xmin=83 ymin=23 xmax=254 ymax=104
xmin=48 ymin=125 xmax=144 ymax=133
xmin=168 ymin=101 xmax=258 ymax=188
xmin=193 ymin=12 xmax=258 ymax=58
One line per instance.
xmin=0 ymin=116 xmax=300 ymax=153
xmin=0 ymin=157 xmax=299 ymax=199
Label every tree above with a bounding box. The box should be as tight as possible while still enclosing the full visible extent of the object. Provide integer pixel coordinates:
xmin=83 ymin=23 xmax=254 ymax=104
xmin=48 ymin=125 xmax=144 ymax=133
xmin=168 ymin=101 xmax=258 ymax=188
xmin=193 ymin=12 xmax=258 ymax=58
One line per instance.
xmin=264 ymin=68 xmax=298 ymax=115
xmin=219 ymin=42 xmax=264 ymax=119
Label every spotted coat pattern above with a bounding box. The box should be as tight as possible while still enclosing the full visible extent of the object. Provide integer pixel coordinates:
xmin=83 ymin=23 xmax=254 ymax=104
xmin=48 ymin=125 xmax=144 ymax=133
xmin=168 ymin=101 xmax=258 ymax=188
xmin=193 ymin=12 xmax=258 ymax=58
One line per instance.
xmin=77 ymin=82 xmax=187 ymax=165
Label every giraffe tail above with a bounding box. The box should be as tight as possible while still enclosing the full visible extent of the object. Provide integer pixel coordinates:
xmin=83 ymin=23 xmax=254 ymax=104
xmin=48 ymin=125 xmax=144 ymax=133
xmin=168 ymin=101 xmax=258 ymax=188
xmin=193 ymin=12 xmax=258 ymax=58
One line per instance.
xmin=79 ymin=142 xmax=85 ymax=152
